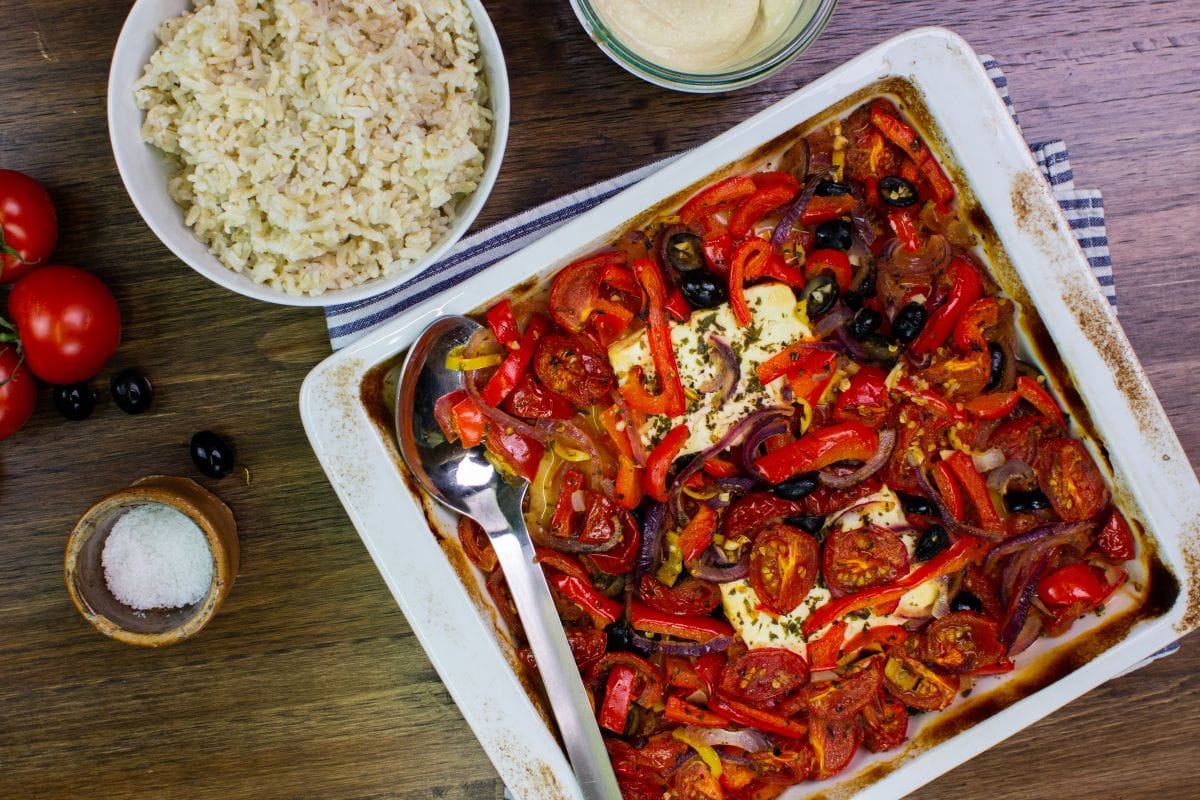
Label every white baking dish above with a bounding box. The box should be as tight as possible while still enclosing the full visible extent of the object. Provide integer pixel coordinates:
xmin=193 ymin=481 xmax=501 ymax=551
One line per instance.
xmin=300 ymin=27 xmax=1200 ymax=800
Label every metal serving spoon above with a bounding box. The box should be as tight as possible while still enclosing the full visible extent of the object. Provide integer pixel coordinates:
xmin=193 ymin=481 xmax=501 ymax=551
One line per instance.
xmin=395 ymin=315 xmax=621 ymax=800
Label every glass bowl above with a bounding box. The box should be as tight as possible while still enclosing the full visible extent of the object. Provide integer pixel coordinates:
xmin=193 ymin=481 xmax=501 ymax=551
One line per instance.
xmin=568 ymin=0 xmax=840 ymax=93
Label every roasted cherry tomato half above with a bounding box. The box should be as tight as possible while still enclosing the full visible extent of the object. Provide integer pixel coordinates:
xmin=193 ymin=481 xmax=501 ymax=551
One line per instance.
xmin=719 ymin=647 xmax=810 ymax=705
xmin=533 ymin=333 xmax=615 ymax=407
xmin=749 ymin=523 xmax=820 ymax=615
xmin=821 ymin=524 xmax=909 ymax=595
xmin=923 ymin=612 xmax=1005 ymax=673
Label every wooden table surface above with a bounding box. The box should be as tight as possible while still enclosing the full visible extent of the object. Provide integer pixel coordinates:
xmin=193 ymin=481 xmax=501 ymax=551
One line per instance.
xmin=2 ymin=1 xmax=1198 ymax=798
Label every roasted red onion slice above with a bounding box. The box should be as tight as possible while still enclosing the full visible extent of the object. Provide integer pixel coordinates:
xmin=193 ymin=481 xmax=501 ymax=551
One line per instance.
xmin=986 ymin=459 xmax=1036 ymax=495
xmin=813 ymin=304 xmax=854 ymax=339
xmin=984 ymin=521 xmax=1093 ymax=574
xmin=678 ymin=727 xmax=773 ymax=753
xmin=634 ymin=502 xmax=668 ymax=579
xmin=689 ymin=547 xmax=750 ymax=582
xmin=999 ymin=552 xmax=1049 ymax=649
xmin=880 ymin=233 xmax=951 ymax=276
xmin=771 ymin=169 xmax=832 ymax=249
xmin=819 ymin=428 xmax=896 ymax=489
xmin=631 ymin=633 xmax=734 ymax=657
xmin=669 ymin=407 xmax=792 ymax=521
xmin=697 ymin=336 xmax=740 ymax=404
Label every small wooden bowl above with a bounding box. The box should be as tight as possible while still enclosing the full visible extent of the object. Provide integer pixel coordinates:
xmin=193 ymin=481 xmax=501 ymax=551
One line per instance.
xmin=65 ymin=476 xmax=239 ymax=647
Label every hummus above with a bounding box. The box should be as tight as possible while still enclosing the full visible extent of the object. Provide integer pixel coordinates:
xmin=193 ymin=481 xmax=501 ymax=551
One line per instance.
xmin=592 ymin=0 xmax=803 ymax=73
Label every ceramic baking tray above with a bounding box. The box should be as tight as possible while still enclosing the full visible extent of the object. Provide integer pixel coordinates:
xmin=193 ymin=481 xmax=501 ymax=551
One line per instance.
xmin=300 ymin=27 xmax=1200 ymax=800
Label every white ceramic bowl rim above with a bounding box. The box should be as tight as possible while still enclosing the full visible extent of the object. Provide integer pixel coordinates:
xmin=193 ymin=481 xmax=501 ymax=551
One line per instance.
xmin=106 ymin=0 xmax=510 ymax=307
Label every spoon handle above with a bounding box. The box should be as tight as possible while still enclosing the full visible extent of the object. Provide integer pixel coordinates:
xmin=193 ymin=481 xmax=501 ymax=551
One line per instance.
xmin=471 ymin=498 xmax=622 ymax=800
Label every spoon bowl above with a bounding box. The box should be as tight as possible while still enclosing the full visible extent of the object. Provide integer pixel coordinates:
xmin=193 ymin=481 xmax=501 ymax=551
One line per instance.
xmin=395 ymin=315 xmax=621 ymax=800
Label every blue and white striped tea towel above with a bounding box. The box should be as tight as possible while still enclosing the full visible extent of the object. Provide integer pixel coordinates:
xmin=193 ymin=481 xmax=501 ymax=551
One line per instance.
xmin=321 ymin=58 xmax=1174 ymax=796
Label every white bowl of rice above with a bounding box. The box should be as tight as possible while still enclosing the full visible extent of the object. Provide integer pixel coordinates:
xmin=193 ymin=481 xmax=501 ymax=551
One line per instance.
xmin=108 ymin=0 xmax=509 ymax=306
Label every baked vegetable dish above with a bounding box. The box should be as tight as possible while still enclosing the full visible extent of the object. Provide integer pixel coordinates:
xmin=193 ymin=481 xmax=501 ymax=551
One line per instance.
xmin=432 ymin=96 xmax=1138 ymax=799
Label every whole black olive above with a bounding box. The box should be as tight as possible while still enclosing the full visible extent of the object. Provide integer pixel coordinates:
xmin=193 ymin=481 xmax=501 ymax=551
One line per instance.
xmin=678 ymin=270 xmax=727 ymax=309
xmin=914 ymin=524 xmax=950 ymax=561
xmin=892 ymin=303 xmax=928 ymax=345
xmin=785 ymin=514 xmax=826 ymax=534
xmin=110 ymin=369 xmax=153 ymax=415
xmin=848 ymin=308 xmax=882 ymax=340
xmin=985 ymin=342 xmax=1006 ymax=391
xmin=860 ymin=333 xmax=899 ymax=365
xmin=665 ymin=232 xmax=704 ymax=272
xmin=53 ymin=384 xmax=97 ymax=421
xmin=898 ymin=492 xmax=937 ymax=517
xmin=879 ymin=176 xmax=919 ymax=208
xmin=814 ymin=179 xmax=851 ymax=197
xmin=803 ymin=274 xmax=839 ymax=317
xmin=773 ymin=472 xmax=820 ymax=500
xmin=950 ymin=591 xmax=984 ymax=613
xmin=606 ymin=621 xmax=635 ymax=652
xmin=843 ymin=264 xmax=877 ymax=311
xmin=1005 ymin=488 xmax=1052 ymax=514
xmin=190 ymin=430 xmax=237 ymax=479
xmin=814 ymin=219 xmax=853 ymax=251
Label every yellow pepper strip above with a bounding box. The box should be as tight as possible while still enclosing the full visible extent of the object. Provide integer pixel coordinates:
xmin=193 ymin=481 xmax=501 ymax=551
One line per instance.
xmin=552 ymin=441 xmax=591 ymax=462
xmin=671 ymin=729 xmax=723 ymax=777
xmin=445 ymin=350 xmax=503 ymax=371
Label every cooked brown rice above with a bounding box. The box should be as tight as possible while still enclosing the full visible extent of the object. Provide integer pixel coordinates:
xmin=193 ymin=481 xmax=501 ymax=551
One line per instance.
xmin=134 ymin=0 xmax=492 ymax=296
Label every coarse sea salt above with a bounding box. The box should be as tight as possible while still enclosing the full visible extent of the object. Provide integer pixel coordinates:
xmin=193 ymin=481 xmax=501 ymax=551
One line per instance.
xmin=102 ymin=503 xmax=213 ymax=610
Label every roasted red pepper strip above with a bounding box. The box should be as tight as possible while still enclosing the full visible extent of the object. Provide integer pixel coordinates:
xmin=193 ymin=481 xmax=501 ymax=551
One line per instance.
xmin=833 ymin=365 xmax=892 ymax=428
xmin=679 ymin=175 xmax=757 ymax=225
xmin=599 ymin=405 xmax=635 ymax=460
xmin=663 ymin=695 xmax=729 ymax=728
xmin=729 ymin=238 xmax=771 ymax=327
xmin=482 ymin=314 xmax=549 ymax=407
xmin=894 ymin=377 xmax=969 ymax=423
xmin=910 ymin=258 xmax=983 ymax=356
xmin=887 ymin=207 xmax=922 ymax=251
xmin=966 ymin=658 xmax=1016 ymax=677
xmin=909 ymin=258 xmax=983 ymax=357
xmin=549 ymin=572 xmax=623 ymax=625
xmin=599 ymin=665 xmax=637 ymax=733
xmin=702 ymin=231 xmax=734 ymax=278
xmin=754 ymin=422 xmax=879 ymax=484
xmin=614 ymin=454 xmax=644 ymax=511
xmin=945 ymin=451 xmax=1004 ymax=529
xmin=486 ymin=428 xmax=544 ymax=483
xmin=1016 ymin=375 xmax=1067 ymax=429
xmin=757 ymin=339 xmax=821 ymax=385
xmin=803 ymin=535 xmax=991 ymax=636
xmin=953 ymin=297 xmax=999 ymax=355
xmin=449 ymin=393 xmax=487 ymax=448
xmin=752 ymin=171 xmax=802 ymax=191
xmin=630 ymin=600 xmax=734 ymax=641
xmin=758 ymin=253 xmax=808 ymax=287
xmin=963 ymin=391 xmax=1019 ymax=421
xmin=788 ymin=350 xmax=838 ymax=408
xmin=677 ymin=505 xmax=718 ymax=562
xmin=702 ymin=455 xmax=740 ymax=479
xmin=1098 ymin=508 xmax=1136 ymax=561
xmin=870 ymin=107 xmax=927 ymax=159
xmin=800 ymin=194 xmax=857 ymax=226
xmin=550 ymin=469 xmax=585 ymax=536
xmin=931 ymin=459 xmax=965 ymax=520
xmin=665 ymin=287 xmax=692 ymax=322
xmin=919 ymin=155 xmax=956 ymax=206
xmin=806 ymin=620 xmax=848 ymax=671
xmin=730 ymin=183 xmax=799 ymax=239
xmin=485 ymin=299 xmax=520 ymax=347
xmin=643 ymin=423 xmax=689 ymax=503
xmin=841 ymin=625 xmax=908 ymax=661
xmin=805 ymin=248 xmax=854 ymax=293
xmin=624 ymin=259 xmax=686 ymax=417
xmin=708 ymin=696 xmax=808 ymax=739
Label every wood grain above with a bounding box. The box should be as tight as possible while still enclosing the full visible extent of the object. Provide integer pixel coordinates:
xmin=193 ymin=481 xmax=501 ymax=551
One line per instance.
xmin=0 ymin=0 xmax=1197 ymax=798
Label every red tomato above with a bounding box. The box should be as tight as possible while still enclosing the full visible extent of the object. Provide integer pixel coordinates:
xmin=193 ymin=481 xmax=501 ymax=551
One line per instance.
xmin=882 ymin=652 xmax=958 ymax=711
xmin=720 ymin=492 xmax=806 ymax=541
xmin=637 ymin=574 xmax=721 ymax=616
xmin=518 ymin=626 xmax=607 ymax=675
xmin=577 ymin=492 xmax=624 ymax=548
xmin=800 ymin=477 xmax=884 ymax=516
xmin=8 ymin=266 xmax=120 ymax=384
xmin=1037 ymin=563 xmax=1110 ymax=608
xmin=745 ymin=745 xmax=815 ymax=786
xmin=0 ymin=170 xmax=57 ymax=283
xmin=833 ymin=366 xmax=892 ymax=428
xmin=502 ymin=374 xmax=575 ymax=419
xmin=532 ymin=333 xmax=614 ymax=407
xmin=821 ymin=524 xmax=910 ymax=595
xmin=673 ymin=757 xmax=724 ymax=800
xmin=882 ymin=403 xmax=952 ymax=494
xmin=987 ymin=415 xmax=1061 ymax=465
xmin=457 ymin=516 xmax=497 ymax=572
xmin=749 ymin=524 xmax=820 ymax=615
xmin=806 ymin=656 xmax=884 ymax=720
xmin=547 ymin=252 xmax=625 ymax=333
xmin=588 ymin=652 xmax=664 ymax=707
xmin=1034 ymin=438 xmax=1110 ymax=522
xmin=808 ymin=716 xmax=863 ymax=779
xmin=1097 ymin=508 xmax=1136 ymax=561
xmin=584 ymin=509 xmax=640 ymax=574
xmin=923 ymin=612 xmax=1005 ymax=673
xmin=859 ymin=689 xmax=909 ymax=752
xmin=718 ymin=648 xmax=810 ymax=704
xmin=0 ymin=346 xmax=37 ymax=441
